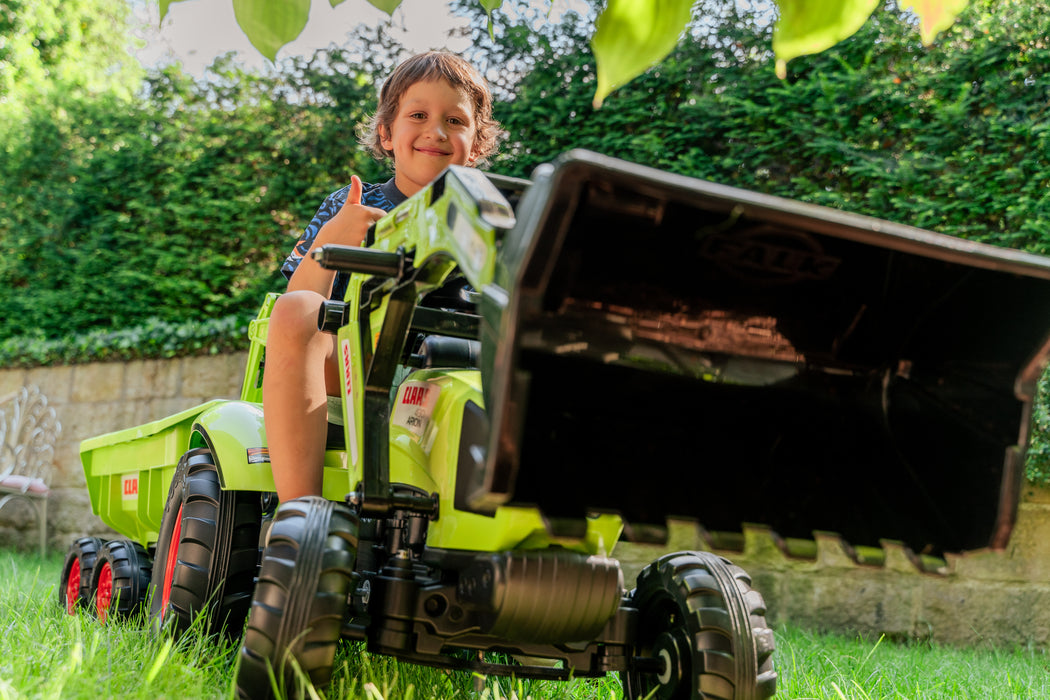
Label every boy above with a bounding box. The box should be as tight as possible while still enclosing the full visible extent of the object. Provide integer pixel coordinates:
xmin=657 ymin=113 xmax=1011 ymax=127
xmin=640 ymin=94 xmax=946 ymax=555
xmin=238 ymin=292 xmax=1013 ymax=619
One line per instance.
xmin=264 ymin=51 xmax=501 ymax=501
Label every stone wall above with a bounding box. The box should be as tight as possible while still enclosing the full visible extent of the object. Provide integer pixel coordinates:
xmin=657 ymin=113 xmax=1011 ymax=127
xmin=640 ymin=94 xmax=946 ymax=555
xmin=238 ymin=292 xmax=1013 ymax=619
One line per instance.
xmin=0 ymin=353 xmax=247 ymax=550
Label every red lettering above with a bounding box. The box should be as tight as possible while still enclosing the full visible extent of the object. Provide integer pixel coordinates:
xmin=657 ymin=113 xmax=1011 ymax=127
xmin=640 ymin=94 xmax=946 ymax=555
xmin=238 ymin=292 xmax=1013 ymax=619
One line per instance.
xmin=403 ymin=385 xmax=427 ymax=406
xmin=342 ymin=341 xmax=353 ymax=394
xmin=123 ymin=478 xmax=138 ymax=496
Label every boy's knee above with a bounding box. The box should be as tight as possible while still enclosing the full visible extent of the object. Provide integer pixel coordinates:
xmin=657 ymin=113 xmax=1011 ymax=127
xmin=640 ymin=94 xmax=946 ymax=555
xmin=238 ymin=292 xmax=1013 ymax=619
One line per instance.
xmin=270 ymin=291 xmax=325 ymax=342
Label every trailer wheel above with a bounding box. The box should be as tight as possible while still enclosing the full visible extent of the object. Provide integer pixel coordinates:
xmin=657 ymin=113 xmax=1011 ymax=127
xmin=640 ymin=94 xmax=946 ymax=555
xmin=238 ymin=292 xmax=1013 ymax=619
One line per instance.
xmin=59 ymin=537 xmax=105 ymax=614
xmin=236 ymin=496 xmax=358 ymax=700
xmin=621 ymin=551 xmax=777 ymax=700
xmin=92 ymin=539 xmax=151 ymax=623
xmin=150 ymin=447 xmax=262 ymax=637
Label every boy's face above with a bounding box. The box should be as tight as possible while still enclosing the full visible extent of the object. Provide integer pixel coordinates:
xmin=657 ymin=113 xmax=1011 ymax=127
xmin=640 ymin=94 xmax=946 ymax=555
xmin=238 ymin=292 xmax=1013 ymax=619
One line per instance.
xmin=380 ymin=78 xmax=479 ymax=197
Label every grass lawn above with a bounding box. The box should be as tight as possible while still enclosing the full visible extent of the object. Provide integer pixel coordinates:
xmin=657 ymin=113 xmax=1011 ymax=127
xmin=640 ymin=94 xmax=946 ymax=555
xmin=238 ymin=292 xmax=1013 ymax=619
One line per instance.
xmin=6 ymin=549 xmax=1049 ymax=699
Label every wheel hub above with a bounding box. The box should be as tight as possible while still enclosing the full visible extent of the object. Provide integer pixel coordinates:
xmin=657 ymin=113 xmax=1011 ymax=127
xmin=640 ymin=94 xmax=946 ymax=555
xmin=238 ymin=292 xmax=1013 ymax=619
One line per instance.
xmin=96 ymin=562 xmax=113 ymax=623
xmin=65 ymin=560 xmax=81 ymax=615
xmin=652 ymin=629 xmax=690 ymax=694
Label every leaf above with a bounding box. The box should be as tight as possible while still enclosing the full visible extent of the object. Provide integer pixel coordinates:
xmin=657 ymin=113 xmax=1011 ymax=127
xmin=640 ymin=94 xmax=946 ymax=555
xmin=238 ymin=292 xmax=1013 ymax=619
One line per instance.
xmin=479 ymin=0 xmax=503 ymax=11
xmin=591 ymin=0 xmax=694 ymax=108
xmin=365 ymin=0 xmax=402 ymax=12
xmin=772 ymin=0 xmax=880 ymax=78
xmin=232 ymin=0 xmax=311 ymax=61
xmin=158 ymin=0 xmax=188 ymax=23
xmin=899 ymin=0 xmax=969 ymax=44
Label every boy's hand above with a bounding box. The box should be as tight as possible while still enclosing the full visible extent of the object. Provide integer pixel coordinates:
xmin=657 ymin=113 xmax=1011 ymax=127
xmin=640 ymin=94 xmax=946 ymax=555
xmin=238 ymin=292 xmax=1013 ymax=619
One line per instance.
xmin=287 ymin=175 xmax=388 ymax=295
xmin=323 ymin=175 xmax=388 ymax=247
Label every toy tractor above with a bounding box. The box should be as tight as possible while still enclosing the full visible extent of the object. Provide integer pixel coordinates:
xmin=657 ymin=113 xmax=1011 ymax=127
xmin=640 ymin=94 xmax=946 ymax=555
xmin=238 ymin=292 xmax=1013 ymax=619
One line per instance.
xmin=64 ymin=149 xmax=1050 ymax=699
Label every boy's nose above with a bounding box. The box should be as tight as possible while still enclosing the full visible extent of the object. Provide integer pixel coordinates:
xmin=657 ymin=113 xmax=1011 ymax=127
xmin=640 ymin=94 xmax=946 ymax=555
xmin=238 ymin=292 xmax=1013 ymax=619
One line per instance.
xmin=427 ymin=120 xmax=448 ymax=140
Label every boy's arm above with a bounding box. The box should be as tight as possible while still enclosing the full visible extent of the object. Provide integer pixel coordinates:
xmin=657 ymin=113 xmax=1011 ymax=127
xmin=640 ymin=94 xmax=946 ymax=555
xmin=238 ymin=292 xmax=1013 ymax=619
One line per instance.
xmin=287 ymin=175 xmax=388 ymax=296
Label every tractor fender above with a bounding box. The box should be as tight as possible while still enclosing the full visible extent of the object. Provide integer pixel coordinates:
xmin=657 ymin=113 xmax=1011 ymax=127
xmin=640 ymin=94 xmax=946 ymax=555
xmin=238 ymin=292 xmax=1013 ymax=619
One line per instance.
xmin=192 ymin=400 xmax=275 ymax=493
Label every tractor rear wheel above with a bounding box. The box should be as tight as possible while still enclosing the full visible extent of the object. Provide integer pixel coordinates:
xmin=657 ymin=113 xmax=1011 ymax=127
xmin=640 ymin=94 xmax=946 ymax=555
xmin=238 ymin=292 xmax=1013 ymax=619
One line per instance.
xmin=621 ymin=551 xmax=777 ymax=700
xmin=149 ymin=447 xmax=262 ymax=637
xmin=236 ymin=496 xmax=358 ymax=700
xmin=92 ymin=539 xmax=151 ymax=623
xmin=59 ymin=536 xmax=104 ymax=614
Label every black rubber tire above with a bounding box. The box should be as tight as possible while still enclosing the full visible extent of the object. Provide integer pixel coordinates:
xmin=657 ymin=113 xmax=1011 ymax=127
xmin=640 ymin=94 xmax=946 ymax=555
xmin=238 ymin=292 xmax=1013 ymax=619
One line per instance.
xmin=92 ymin=539 xmax=152 ymax=623
xmin=235 ymin=496 xmax=358 ymax=700
xmin=59 ymin=536 xmax=105 ymax=614
xmin=621 ymin=551 xmax=777 ymax=700
xmin=149 ymin=447 xmax=262 ymax=637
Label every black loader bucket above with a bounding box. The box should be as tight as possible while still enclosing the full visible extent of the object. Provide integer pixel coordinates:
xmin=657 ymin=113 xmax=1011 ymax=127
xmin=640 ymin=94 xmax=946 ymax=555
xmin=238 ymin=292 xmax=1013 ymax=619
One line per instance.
xmin=470 ymin=150 xmax=1050 ymax=558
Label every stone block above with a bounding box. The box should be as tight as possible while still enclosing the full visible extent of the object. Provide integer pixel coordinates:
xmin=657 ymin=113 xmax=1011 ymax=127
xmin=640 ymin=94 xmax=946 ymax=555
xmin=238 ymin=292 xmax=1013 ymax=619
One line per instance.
xmin=0 ymin=369 xmax=28 ymax=398
xmin=176 ymin=356 xmax=222 ymax=402
xmin=62 ymin=401 xmax=133 ymax=444
xmin=71 ymin=362 xmax=124 ymax=403
xmin=26 ymin=365 xmax=74 ymax=404
xmin=126 ymin=359 xmax=180 ymax=400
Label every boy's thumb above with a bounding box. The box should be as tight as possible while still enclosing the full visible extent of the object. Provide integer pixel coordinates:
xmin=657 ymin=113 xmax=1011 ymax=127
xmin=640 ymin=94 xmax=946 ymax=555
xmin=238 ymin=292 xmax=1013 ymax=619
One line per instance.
xmin=348 ymin=175 xmax=363 ymax=205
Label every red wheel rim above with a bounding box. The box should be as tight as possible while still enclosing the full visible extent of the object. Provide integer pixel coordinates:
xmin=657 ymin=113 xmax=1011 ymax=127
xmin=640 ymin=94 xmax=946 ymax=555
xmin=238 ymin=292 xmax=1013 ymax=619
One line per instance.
xmin=65 ymin=559 xmax=81 ymax=615
xmin=160 ymin=504 xmax=183 ymax=619
xmin=96 ymin=562 xmax=113 ymax=623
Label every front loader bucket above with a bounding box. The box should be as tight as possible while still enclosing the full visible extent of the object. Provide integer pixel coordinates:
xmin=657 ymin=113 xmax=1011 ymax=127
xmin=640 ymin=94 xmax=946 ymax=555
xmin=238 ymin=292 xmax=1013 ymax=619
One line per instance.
xmin=474 ymin=150 xmax=1050 ymax=557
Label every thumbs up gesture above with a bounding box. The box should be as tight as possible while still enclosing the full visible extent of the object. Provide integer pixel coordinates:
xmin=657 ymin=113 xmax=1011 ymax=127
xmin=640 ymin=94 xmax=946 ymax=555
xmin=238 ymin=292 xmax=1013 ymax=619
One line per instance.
xmin=324 ymin=175 xmax=389 ymax=248
xmin=288 ymin=175 xmax=390 ymax=295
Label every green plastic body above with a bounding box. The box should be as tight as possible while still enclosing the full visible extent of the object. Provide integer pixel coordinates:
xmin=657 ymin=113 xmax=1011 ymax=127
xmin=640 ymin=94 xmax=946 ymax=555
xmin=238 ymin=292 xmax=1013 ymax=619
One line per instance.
xmin=78 ymin=168 xmax=622 ymax=556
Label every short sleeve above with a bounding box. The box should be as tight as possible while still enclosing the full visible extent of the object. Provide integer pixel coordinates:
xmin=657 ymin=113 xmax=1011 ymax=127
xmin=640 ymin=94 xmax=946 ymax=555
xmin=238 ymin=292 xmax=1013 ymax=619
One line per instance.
xmin=280 ymin=184 xmax=352 ymax=282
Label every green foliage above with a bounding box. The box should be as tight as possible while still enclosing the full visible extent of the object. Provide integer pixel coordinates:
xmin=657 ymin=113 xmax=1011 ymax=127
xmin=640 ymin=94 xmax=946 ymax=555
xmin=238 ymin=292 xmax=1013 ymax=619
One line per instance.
xmin=0 ymin=30 xmax=402 ymax=346
xmin=0 ymin=314 xmax=253 ymax=368
xmin=0 ymin=0 xmax=143 ymax=121
xmin=1027 ymin=367 xmax=1050 ymax=485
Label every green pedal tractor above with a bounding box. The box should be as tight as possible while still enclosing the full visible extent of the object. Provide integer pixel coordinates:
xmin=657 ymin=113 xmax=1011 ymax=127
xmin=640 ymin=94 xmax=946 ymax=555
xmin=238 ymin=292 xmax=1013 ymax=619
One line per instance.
xmin=64 ymin=150 xmax=1050 ymax=699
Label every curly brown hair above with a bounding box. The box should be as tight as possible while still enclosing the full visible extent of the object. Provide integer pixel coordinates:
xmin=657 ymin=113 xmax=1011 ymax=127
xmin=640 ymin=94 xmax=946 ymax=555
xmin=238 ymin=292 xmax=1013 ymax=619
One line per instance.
xmin=358 ymin=51 xmax=501 ymax=168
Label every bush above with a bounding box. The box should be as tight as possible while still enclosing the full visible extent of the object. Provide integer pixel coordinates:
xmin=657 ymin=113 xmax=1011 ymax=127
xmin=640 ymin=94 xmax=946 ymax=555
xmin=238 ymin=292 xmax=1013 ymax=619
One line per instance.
xmin=0 ymin=314 xmax=254 ymax=368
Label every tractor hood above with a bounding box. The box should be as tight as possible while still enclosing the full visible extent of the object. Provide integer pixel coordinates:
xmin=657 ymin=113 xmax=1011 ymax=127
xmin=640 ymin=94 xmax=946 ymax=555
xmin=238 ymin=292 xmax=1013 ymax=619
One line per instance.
xmin=472 ymin=150 xmax=1050 ymax=558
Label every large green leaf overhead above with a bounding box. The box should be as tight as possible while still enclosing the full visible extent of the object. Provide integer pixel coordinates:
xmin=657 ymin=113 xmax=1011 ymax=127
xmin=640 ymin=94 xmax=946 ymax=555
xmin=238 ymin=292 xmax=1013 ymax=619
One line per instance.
xmin=772 ymin=0 xmax=880 ymax=78
xmin=590 ymin=0 xmax=695 ymax=108
xmin=231 ymin=0 xmax=311 ymax=60
xmin=901 ymin=0 xmax=970 ymax=43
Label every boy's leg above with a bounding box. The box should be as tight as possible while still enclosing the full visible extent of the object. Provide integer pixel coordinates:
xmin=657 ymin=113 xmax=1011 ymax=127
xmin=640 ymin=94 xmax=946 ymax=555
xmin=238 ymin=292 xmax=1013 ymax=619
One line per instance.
xmin=263 ymin=290 xmax=339 ymax=500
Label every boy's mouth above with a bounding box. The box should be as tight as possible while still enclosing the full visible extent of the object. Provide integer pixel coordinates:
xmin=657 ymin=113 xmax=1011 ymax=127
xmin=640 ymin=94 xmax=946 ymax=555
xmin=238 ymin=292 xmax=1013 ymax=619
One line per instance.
xmin=415 ymin=146 xmax=451 ymax=157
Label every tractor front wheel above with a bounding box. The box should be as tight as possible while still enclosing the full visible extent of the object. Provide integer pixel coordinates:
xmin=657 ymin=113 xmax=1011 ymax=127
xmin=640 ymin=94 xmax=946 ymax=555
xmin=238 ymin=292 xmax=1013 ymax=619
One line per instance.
xmin=621 ymin=551 xmax=777 ymax=700
xmin=236 ymin=496 xmax=358 ymax=700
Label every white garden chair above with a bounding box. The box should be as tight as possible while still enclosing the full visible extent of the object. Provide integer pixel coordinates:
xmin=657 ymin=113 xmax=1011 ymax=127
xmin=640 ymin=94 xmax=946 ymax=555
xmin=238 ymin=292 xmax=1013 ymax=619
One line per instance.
xmin=0 ymin=386 xmax=60 ymax=555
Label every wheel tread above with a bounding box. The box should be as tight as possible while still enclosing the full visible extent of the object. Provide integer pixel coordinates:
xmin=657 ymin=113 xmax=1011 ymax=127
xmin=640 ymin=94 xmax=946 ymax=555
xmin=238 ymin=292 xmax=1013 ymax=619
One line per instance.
xmin=148 ymin=448 xmax=261 ymax=637
xmin=236 ymin=497 xmax=358 ymax=700
xmin=622 ymin=550 xmax=777 ymax=699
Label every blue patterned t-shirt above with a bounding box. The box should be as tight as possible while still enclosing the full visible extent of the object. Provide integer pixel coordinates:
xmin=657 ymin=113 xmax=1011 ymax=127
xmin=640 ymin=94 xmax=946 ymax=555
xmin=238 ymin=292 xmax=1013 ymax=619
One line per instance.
xmin=281 ymin=178 xmax=406 ymax=299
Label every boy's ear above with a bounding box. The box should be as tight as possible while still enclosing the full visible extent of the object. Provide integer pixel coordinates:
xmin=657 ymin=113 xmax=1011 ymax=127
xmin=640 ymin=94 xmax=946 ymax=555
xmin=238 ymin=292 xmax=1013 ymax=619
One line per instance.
xmin=379 ymin=123 xmax=393 ymax=151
